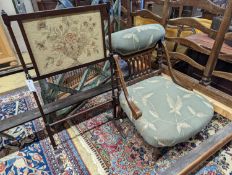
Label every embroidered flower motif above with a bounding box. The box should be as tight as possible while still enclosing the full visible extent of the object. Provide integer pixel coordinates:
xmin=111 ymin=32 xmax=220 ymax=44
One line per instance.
xmin=37 ymin=21 xmax=46 ymax=30
xmin=64 ymin=33 xmax=77 ymax=43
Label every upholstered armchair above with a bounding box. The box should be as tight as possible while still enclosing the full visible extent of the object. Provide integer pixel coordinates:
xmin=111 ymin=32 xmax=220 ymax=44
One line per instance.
xmin=110 ymin=24 xmax=214 ymax=147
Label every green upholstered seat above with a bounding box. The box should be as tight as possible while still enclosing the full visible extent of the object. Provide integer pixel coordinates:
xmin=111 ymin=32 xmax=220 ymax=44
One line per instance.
xmin=110 ymin=24 xmax=165 ymax=56
xmin=119 ymin=76 xmax=214 ymax=147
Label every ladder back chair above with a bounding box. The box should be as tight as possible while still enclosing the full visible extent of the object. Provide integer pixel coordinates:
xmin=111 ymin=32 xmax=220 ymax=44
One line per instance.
xmin=131 ymin=0 xmax=232 ymax=104
xmin=202 ymin=0 xmax=232 ymax=92
xmin=1 ymin=3 xmax=116 ymax=150
xmin=164 ymin=0 xmax=232 ymax=64
xmin=163 ymin=0 xmax=232 ymax=95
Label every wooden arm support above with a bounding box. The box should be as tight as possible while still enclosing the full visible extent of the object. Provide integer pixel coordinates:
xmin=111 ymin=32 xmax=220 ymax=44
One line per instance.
xmin=161 ymin=41 xmax=193 ymax=91
xmin=113 ymin=55 xmax=142 ymax=120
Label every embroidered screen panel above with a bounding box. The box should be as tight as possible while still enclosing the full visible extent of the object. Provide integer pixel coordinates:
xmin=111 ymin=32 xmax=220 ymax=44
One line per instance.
xmin=22 ymin=10 xmax=104 ymax=76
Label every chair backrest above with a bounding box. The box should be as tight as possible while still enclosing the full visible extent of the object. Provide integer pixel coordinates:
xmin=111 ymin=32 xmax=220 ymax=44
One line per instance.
xmin=161 ymin=0 xmax=232 ymax=73
xmin=203 ymin=0 xmax=232 ymax=85
xmin=118 ymin=0 xmax=169 ymax=85
xmin=129 ymin=0 xmax=170 ymax=27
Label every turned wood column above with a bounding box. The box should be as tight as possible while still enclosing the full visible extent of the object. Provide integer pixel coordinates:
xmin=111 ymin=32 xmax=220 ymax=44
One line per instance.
xmin=161 ymin=0 xmax=171 ymax=27
xmin=201 ymin=0 xmax=232 ymax=85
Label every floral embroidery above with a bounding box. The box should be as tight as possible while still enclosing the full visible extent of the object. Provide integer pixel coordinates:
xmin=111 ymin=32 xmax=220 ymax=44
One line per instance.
xmin=23 ymin=11 xmax=104 ymax=75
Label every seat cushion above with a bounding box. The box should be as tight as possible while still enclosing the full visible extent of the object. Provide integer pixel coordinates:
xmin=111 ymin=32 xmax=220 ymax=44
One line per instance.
xmin=109 ymin=24 xmax=165 ymax=56
xmin=119 ymin=76 xmax=214 ymax=147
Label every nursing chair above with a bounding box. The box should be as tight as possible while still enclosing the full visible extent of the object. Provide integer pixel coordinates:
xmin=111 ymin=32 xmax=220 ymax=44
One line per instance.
xmin=110 ymin=23 xmax=214 ymax=147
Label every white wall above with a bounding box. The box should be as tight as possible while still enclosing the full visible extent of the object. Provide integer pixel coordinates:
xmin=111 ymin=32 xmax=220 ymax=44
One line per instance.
xmin=0 ymin=0 xmax=34 ymax=53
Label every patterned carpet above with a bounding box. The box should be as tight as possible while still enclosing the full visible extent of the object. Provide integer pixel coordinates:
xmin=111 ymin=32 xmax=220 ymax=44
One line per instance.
xmin=0 ymin=88 xmax=232 ymax=175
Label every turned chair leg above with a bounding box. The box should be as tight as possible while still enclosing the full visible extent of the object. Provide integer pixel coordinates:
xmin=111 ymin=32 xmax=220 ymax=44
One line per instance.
xmin=200 ymin=75 xmax=211 ymax=86
xmin=153 ymin=147 xmax=162 ymax=161
xmin=112 ymin=105 xmax=127 ymax=139
xmin=45 ymin=124 xmax=57 ymax=150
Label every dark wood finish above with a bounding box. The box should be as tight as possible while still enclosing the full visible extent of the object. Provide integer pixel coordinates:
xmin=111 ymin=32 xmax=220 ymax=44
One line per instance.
xmin=159 ymin=122 xmax=232 ymax=175
xmin=0 ymin=63 xmax=33 ymax=77
xmin=49 ymin=100 xmax=112 ymax=126
xmin=116 ymin=1 xmax=130 ymax=29
xmin=31 ymin=58 xmax=109 ymax=81
xmin=37 ymin=0 xmax=57 ymax=11
xmin=75 ymin=0 xmax=91 ymax=6
xmin=114 ymin=55 xmax=142 ymax=120
xmin=121 ymin=48 xmax=155 ymax=79
xmin=1 ymin=4 xmax=114 ymax=149
xmin=0 ymin=83 xmax=112 ymax=133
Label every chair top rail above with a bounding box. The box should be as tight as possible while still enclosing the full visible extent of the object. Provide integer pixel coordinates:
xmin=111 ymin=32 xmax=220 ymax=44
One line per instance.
xmin=131 ymin=9 xmax=163 ymax=24
xmin=168 ymin=17 xmax=217 ymax=36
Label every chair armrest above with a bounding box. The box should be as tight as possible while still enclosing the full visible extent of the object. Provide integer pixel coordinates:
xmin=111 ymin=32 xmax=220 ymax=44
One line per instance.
xmin=113 ymin=55 xmax=142 ymax=120
xmin=161 ymin=41 xmax=193 ymax=91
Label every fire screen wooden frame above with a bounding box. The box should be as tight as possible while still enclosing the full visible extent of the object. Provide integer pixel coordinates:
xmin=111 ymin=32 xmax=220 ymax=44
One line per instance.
xmin=1 ymin=3 xmax=115 ymax=149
